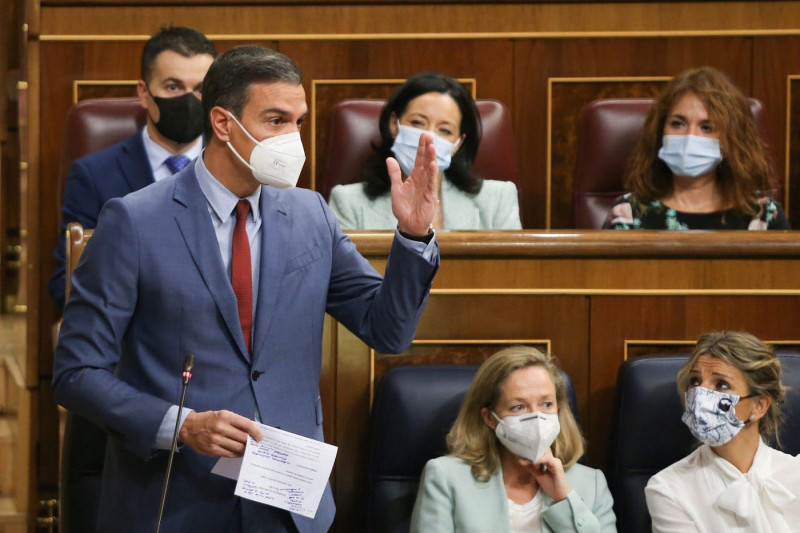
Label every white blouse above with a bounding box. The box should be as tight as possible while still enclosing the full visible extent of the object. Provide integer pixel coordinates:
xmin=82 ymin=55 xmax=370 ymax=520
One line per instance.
xmin=507 ymin=492 xmax=543 ymax=533
xmin=645 ymin=439 xmax=800 ymax=532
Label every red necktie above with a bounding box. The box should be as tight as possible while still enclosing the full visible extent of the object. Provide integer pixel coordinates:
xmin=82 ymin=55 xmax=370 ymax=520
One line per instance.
xmin=231 ymin=200 xmax=252 ymax=353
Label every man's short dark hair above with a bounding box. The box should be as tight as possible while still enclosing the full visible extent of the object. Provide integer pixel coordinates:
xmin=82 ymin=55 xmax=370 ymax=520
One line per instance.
xmin=201 ymin=45 xmax=303 ymax=140
xmin=141 ymin=25 xmax=217 ymax=82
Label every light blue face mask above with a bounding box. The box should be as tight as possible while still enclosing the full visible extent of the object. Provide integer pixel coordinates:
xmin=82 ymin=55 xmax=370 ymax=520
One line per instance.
xmin=390 ymin=123 xmax=461 ymax=176
xmin=658 ymin=134 xmax=722 ymax=178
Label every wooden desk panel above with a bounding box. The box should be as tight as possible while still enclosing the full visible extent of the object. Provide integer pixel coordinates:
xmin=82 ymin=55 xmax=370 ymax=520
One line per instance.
xmin=58 ymin=228 xmax=800 ymax=531
xmin=330 ymin=230 xmax=800 ymax=530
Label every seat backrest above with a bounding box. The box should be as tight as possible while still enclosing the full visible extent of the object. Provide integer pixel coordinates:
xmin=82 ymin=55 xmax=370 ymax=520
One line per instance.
xmin=368 ymin=364 xmax=577 ymax=533
xmin=608 ymin=351 xmax=800 ymax=533
xmin=573 ymin=97 xmax=771 ymax=229
xmin=58 ymin=97 xmax=147 ymax=203
xmin=323 ymin=99 xmax=519 ymax=201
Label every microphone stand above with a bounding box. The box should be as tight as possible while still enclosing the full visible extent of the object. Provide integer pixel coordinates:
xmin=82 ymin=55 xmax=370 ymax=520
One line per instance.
xmin=155 ymin=354 xmax=194 ymax=533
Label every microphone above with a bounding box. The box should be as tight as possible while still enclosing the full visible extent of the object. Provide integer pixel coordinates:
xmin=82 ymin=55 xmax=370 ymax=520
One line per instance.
xmin=155 ymin=354 xmax=195 ymax=533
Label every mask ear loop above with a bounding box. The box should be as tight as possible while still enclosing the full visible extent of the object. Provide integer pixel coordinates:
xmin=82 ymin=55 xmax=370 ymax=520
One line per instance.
xmin=225 ymin=111 xmax=258 ymax=172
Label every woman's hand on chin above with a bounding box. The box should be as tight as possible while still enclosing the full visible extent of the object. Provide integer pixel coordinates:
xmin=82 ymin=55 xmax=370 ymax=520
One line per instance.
xmin=530 ymin=449 xmax=571 ymax=502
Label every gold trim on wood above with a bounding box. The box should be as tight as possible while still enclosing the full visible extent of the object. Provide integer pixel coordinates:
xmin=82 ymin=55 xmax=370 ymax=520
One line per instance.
xmin=17 ymin=81 xmax=28 ymax=90
xmin=623 ymin=339 xmax=800 ymax=360
xmin=545 ymin=76 xmax=672 ymax=229
xmin=368 ymin=338 xmax=551 ymax=406
xmin=309 ymin=78 xmax=476 ymax=193
xmin=430 ymin=289 xmax=800 ymax=296
xmin=72 ymin=80 xmax=138 ymax=104
xmin=38 ymin=30 xmax=800 ymax=42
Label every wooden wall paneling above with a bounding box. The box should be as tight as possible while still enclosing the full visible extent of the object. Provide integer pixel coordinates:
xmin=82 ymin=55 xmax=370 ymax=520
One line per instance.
xmin=372 ymin=341 xmax=550 ymax=380
xmin=278 ymin=39 xmax=514 ymax=193
xmin=588 ymin=294 xmax=800 ymax=468
xmin=513 ymin=37 xmax=753 ymax=228
xmin=37 ymin=2 xmax=800 ymax=36
xmin=332 ymin=322 xmax=373 ymax=533
xmin=414 ymin=294 xmax=591 ymax=428
xmin=752 ymin=36 xmax=800 ymax=226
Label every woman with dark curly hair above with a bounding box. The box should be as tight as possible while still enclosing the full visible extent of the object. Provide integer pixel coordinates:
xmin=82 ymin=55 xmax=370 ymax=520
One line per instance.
xmin=329 ymin=72 xmax=521 ymax=230
xmin=603 ymin=67 xmax=790 ymax=230
xmin=646 ymin=331 xmax=800 ymax=532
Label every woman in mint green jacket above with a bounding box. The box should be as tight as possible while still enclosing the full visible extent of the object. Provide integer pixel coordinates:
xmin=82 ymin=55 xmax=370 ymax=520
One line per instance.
xmin=411 ymin=346 xmax=617 ymax=532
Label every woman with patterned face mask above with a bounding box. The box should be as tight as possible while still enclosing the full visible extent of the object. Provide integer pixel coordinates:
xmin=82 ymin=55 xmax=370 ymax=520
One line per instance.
xmin=411 ymin=346 xmax=616 ymax=532
xmin=646 ymin=331 xmax=800 ymax=532
xmin=603 ymin=67 xmax=790 ymax=230
xmin=328 ymin=72 xmax=521 ymax=231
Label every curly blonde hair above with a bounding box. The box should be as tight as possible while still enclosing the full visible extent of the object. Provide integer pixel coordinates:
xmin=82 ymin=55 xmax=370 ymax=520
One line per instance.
xmin=446 ymin=346 xmax=584 ymax=482
xmin=677 ymin=331 xmax=787 ymax=446
xmin=625 ymin=66 xmax=776 ymax=215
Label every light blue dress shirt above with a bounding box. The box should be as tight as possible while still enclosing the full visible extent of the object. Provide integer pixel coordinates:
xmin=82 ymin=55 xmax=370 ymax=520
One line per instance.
xmin=155 ymin=154 xmax=435 ymax=449
xmin=141 ymin=127 xmax=203 ymax=182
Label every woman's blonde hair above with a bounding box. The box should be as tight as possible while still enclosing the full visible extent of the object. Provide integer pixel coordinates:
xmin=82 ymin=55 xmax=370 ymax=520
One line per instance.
xmin=446 ymin=346 xmax=585 ymax=482
xmin=677 ymin=331 xmax=787 ymax=446
xmin=625 ymin=66 xmax=775 ymax=215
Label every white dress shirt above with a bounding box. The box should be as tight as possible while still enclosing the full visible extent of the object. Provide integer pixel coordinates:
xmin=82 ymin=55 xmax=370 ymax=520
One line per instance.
xmin=646 ymin=439 xmax=800 ymax=532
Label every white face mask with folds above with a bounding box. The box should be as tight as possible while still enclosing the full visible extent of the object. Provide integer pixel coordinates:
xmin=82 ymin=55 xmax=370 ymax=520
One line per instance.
xmin=492 ymin=411 xmax=560 ymax=462
xmin=390 ymin=123 xmax=461 ymax=176
xmin=226 ymin=111 xmax=306 ymax=189
xmin=658 ymin=134 xmax=722 ymax=178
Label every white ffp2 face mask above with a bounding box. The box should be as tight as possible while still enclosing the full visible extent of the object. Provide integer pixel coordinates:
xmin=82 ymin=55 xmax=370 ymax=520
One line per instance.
xmin=390 ymin=123 xmax=461 ymax=176
xmin=658 ymin=134 xmax=722 ymax=178
xmin=493 ymin=411 xmax=560 ymax=463
xmin=226 ymin=112 xmax=306 ymax=189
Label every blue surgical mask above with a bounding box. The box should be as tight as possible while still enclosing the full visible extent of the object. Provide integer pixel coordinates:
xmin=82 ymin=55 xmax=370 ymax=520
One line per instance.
xmin=658 ymin=134 xmax=722 ymax=178
xmin=681 ymin=386 xmax=754 ymax=447
xmin=390 ymin=123 xmax=461 ymax=176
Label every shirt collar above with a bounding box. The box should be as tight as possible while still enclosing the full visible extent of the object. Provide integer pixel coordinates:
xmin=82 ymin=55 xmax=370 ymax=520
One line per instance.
xmin=194 ymin=152 xmax=261 ymax=225
xmin=141 ymin=126 xmax=203 ymax=174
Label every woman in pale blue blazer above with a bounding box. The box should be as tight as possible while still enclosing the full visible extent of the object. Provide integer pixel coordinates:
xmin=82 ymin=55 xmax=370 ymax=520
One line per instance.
xmin=328 ymin=72 xmax=521 ymax=230
xmin=411 ymin=347 xmax=617 ymax=532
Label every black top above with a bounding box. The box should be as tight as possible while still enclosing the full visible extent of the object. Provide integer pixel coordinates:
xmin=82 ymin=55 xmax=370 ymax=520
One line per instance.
xmin=603 ymin=194 xmax=791 ymax=230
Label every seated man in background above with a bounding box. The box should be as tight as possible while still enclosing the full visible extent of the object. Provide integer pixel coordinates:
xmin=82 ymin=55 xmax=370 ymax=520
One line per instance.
xmin=49 ymin=25 xmax=216 ymax=310
xmin=329 ymin=71 xmax=521 ymax=230
xmin=603 ymin=66 xmax=789 ymax=231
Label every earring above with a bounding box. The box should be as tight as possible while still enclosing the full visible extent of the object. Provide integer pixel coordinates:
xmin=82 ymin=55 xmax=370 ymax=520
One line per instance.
xmin=749 ymin=414 xmax=756 ymax=421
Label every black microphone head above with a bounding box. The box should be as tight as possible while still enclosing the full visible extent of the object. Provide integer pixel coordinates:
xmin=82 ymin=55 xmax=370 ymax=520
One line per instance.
xmin=183 ymin=354 xmax=195 ymax=373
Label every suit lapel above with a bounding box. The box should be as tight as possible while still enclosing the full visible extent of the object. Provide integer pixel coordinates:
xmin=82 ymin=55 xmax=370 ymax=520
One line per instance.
xmin=173 ymin=168 xmax=251 ymax=362
xmin=117 ymin=132 xmax=155 ymax=193
xmin=251 ymin=188 xmax=291 ymax=361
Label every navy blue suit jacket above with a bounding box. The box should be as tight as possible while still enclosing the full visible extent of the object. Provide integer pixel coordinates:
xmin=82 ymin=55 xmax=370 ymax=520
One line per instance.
xmin=52 ymin=164 xmax=439 ymax=532
xmin=50 ymin=131 xmax=153 ymax=309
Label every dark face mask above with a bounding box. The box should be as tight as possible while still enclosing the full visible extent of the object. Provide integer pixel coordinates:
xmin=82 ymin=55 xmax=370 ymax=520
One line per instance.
xmin=149 ymin=90 xmax=204 ymax=144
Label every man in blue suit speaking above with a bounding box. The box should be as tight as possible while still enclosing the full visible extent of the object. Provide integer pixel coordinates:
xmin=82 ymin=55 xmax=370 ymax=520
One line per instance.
xmin=53 ymin=45 xmax=440 ymax=532
xmin=49 ymin=26 xmax=216 ymax=310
